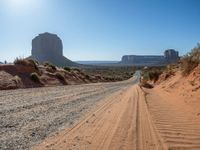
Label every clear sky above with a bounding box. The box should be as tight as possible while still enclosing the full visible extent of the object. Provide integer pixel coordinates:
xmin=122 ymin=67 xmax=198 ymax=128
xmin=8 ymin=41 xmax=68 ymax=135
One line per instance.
xmin=0 ymin=0 xmax=200 ymax=62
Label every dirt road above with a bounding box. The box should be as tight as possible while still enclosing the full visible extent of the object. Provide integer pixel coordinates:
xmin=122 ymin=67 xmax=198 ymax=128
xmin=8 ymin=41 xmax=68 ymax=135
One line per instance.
xmin=0 ymin=73 xmax=139 ymax=150
xmin=34 ymin=77 xmax=200 ymax=150
xmin=1 ymin=71 xmax=200 ymax=150
xmin=34 ymin=85 xmax=166 ymax=150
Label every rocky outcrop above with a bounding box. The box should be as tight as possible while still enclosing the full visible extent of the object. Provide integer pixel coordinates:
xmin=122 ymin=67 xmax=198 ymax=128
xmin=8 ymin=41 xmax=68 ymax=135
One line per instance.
xmin=30 ymin=32 xmax=78 ymax=67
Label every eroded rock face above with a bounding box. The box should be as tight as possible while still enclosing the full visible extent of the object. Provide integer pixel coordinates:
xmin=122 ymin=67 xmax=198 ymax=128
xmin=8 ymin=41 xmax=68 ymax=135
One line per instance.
xmin=30 ymin=32 xmax=77 ymax=67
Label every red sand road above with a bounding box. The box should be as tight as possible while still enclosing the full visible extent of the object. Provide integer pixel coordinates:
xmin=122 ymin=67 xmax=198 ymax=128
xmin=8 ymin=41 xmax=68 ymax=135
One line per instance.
xmin=34 ymin=85 xmax=166 ymax=150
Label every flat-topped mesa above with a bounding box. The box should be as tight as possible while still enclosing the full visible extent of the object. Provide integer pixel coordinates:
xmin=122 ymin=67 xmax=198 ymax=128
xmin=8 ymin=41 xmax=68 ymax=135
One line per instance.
xmin=30 ymin=32 xmax=77 ymax=67
xmin=120 ymin=49 xmax=179 ymax=66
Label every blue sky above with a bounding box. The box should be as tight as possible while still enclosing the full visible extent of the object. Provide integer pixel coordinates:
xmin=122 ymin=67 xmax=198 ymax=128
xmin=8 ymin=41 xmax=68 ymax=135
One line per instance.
xmin=0 ymin=0 xmax=200 ymax=62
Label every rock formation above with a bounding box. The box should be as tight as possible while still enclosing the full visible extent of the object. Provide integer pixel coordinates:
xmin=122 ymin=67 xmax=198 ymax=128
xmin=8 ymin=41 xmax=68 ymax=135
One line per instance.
xmin=30 ymin=32 xmax=77 ymax=67
xmin=120 ymin=49 xmax=179 ymax=66
xmin=164 ymin=49 xmax=179 ymax=62
xmin=121 ymin=55 xmax=166 ymax=66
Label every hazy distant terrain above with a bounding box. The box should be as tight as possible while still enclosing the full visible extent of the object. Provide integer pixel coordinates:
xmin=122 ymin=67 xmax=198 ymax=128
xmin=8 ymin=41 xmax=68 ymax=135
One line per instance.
xmin=76 ymin=61 xmax=119 ymax=65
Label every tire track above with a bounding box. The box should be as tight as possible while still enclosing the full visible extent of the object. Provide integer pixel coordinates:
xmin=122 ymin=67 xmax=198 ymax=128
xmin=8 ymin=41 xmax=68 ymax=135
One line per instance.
xmin=34 ymin=85 xmax=166 ymax=150
xmin=34 ymin=85 xmax=137 ymax=150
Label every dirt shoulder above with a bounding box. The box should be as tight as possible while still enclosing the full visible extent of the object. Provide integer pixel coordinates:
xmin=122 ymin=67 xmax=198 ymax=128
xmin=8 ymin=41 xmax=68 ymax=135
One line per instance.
xmin=144 ymin=86 xmax=200 ymax=149
xmin=155 ymin=66 xmax=200 ymax=116
xmin=143 ymin=65 xmax=200 ymax=149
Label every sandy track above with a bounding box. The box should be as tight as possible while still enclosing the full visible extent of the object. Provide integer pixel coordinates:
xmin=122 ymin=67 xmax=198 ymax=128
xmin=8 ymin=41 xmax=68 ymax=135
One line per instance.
xmin=34 ymin=85 xmax=166 ymax=150
xmin=137 ymin=87 xmax=166 ymax=150
xmin=0 ymin=77 xmax=137 ymax=150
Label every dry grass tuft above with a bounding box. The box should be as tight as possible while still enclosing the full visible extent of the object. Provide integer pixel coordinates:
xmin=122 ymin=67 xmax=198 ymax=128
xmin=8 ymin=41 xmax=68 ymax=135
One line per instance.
xmin=181 ymin=43 xmax=200 ymax=76
xmin=44 ymin=62 xmax=57 ymax=71
xmin=55 ymin=72 xmax=67 ymax=84
xmin=14 ymin=58 xmax=38 ymax=70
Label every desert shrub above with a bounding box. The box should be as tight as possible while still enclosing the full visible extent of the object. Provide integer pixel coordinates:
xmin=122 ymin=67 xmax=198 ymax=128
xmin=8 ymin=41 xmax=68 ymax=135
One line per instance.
xmin=85 ymin=74 xmax=90 ymax=79
xmin=63 ymin=66 xmax=71 ymax=72
xmin=104 ymin=76 xmax=117 ymax=81
xmin=72 ymin=68 xmax=81 ymax=72
xmin=27 ymin=59 xmax=38 ymax=70
xmin=14 ymin=57 xmax=28 ymax=65
xmin=141 ymin=67 xmax=163 ymax=82
xmin=82 ymin=66 xmax=135 ymax=82
xmin=142 ymin=72 xmax=150 ymax=81
xmin=55 ymin=72 xmax=65 ymax=82
xmin=95 ymin=75 xmax=102 ymax=79
xmin=14 ymin=58 xmax=38 ymax=70
xmin=140 ymin=80 xmax=154 ymax=88
xmin=181 ymin=56 xmax=199 ymax=76
xmin=44 ymin=62 xmax=57 ymax=70
xmin=181 ymin=44 xmax=200 ymax=76
xmin=30 ymin=72 xmax=40 ymax=83
xmin=148 ymin=70 xmax=163 ymax=82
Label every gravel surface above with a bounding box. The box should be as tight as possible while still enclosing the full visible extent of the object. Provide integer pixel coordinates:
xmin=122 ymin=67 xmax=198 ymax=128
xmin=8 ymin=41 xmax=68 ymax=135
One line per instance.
xmin=0 ymin=76 xmax=138 ymax=150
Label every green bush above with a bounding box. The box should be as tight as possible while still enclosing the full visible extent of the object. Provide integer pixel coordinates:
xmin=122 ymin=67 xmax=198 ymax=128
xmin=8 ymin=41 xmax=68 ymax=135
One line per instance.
xmin=72 ymin=68 xmax=81 ymax=72
xmin=63 ymin=66 xmax=71 ymax=72
xmin=30 ymin=72 xmax=40 ymax=83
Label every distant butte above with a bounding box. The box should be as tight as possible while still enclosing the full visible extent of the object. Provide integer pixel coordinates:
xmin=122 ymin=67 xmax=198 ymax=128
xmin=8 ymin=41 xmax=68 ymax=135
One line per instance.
xmin=29 ymin=32 xmax=78 ymax=67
